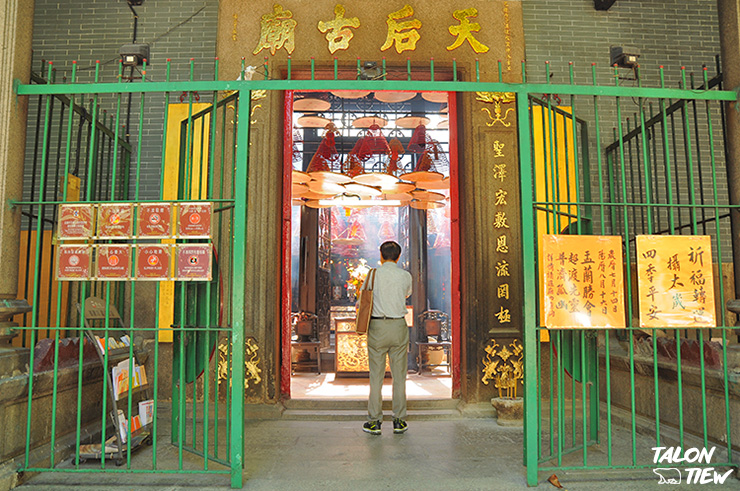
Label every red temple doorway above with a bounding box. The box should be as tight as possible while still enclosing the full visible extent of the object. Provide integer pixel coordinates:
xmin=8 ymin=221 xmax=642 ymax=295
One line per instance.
xmin=280 ymin=89 xmax=461 ymax=400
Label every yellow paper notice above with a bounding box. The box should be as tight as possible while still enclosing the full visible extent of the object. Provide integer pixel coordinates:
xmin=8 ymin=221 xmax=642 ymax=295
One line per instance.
xmin=636 ymin=235 xmax=716 ymax=328
xmin=541 ymin=235 xmax=626 ymax=329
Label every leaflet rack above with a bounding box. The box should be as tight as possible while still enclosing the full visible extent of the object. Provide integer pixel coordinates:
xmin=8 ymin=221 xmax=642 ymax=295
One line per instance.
xmin=77 ymin=297 xmax=152 ymax=466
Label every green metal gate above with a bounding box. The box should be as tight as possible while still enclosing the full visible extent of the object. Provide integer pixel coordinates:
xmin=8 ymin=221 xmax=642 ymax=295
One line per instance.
xmin=15 ymin=57 xmax=739 ymax=487
xmin=517 ymin=63 xmax=739 ymax=485
xmin=15 ymin=60 xmax=248 ymax=487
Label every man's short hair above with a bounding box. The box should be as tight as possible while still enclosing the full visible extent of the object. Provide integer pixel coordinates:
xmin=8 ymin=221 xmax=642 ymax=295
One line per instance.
xmin=380 ymin=241 xmax=402 ymax=261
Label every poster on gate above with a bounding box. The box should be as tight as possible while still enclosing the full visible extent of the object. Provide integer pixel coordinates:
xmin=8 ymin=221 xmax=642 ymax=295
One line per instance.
xmin=636 ymin=235 xmax=716 ymax=327
xmin=175 ymin=244 xmax=212 ymax=281
xmin=135 ymin=245 xmax=171 ymax=280
xmin=96 ymin=244 xmax=131 ymax=280
xmin=57 ymin=245 xmax=92 ymax=281
xmin=137 ymin=203 xmax=173 ymax=238
xmin=177 ymin=202 xmax=212 ymax=238
xmin=97 ymin=203 xmax=134 ymax=239
xmin=58 ymin=204 xmax=94 ymax=239
xmin=541 ymin=235 xmax=626 ymax=329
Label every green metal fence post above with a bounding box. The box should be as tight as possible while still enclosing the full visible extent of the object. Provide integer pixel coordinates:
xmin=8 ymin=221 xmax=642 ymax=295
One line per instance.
xmin=229 ymin=88 xmax=251 ymax=489
xmin=517 ymin=90 xmax=539 ymax=487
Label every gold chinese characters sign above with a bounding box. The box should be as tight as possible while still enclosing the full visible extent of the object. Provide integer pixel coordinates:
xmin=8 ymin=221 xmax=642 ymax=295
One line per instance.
xmin=541 ymin=235 xmax=626 ymax=329
xmin=238 ymin=2 xmax=516 ymax=57
xmin=636 ymin=235 xmax=716 ymax=328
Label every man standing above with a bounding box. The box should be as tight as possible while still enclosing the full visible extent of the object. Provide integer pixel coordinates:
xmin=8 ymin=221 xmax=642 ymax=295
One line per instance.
xmin=362 ymin=241 xmax=412 ymax=435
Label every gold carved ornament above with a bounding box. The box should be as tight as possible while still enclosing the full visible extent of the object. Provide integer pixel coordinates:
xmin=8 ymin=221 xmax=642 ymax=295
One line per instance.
xmin=446 ymin=7 xmax=489 ymax=53
xmin=253 ymin=4 xmax=297 ymax=56
xmin=218 ymin=337 xmax=263 ymax=388
xmin=477 ymin=92 xmax=516 ymax=127
xmin=250 ymin=90 xmax=267 ymax=124
xmin=481 ymin=339 xmax=523 ymax=399
xmin=380 ymin=5 xmax=422 ymax=54
xmin=223 ymin=90 xmax=267 ymax=124
xmin=318 ymin=4 xmax=360 ymax=54
xmin=336 ymin=333 xmax=369 ymax=371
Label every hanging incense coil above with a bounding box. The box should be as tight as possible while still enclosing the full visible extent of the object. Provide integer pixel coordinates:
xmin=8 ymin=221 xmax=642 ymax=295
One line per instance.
xmin=410 ymin=189 xmax=446 ymax=201
xmin=401 ymin=170 xmax=444 ymax=182
xmin=400 ymin=138 xmax=448 ymax=182
xmin=303 ymin=190 xmax=338 ymax=200
xmin=330 ymin=90 xmax=371 ymax=99
xmin=292 ymin=170 xmax=310 ymax=184
xmin=307 ymin=124 xmax=349 ymax=183
xmin=293 ymin=98 xmax=331 ymax=112
xmin=418 ymin=176 xmax=450 ymax=190
xmin=342 ymin=182 xmax=383 ymax=197
xmin=380 ymin=181 xmax=415 ymax=193
xmin=387 ymin=137 xmax=405 ymax=175
xmin=292 ymin=182 xmax=310 ymax=197
xmin=343 ymin=150 xmax=366 ymax=178
xmin=406 ymin=124 xmax=427 ymax=153
xmin=421 ymin=92 xmax=448 ymax=104
xmin=353 ymin=172 xmax=399 ymax=187
xmin=400 ymin=147 xmax=444 ymax=182
xmin=347 ymin=124 xmax=397 ymax=185
xmin=374 ymin=91 xmax=417 ymax=103
xmin=352 ymin=116 xmax=388 ymax=128
xmin=410 ymin=200 xmax=446 ymax=209
xmin=304 ymin=199 xmax=333 ymax=209
xmin=395 ymin=115 xmax=430 ymax=129
xmin=382 ymin=192 xmax=413 ymax=202
xmin=358 ymin=124 xmax=391 ymax=156
xmin=296 ymin=115 xmax=332 ymax=128
xmin=307 ymin=180 xmax=346 ymax=195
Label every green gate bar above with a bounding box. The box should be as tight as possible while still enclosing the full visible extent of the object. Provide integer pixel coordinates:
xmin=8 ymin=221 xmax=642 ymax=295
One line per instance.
xmin=13 ymin=58 xmax=740 ymax=488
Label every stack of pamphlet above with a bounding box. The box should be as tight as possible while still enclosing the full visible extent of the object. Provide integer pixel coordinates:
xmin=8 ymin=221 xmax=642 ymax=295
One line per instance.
xmin=111 ymin=358 xmax=147 ymax=401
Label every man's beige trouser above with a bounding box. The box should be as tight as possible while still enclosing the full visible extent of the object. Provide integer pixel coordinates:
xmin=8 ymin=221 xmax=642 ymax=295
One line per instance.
xmin=367 ymin=318 xmax=409 ymax=421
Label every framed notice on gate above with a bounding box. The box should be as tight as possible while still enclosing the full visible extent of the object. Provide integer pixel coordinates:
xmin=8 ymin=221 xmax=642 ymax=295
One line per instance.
xmin=96 ymin=244 xmax=132 ymax=280
xmin=175 ymin=244 xmax=212 ymax=281
xmin=177 ymin=202 xmax=212 ymax=238
xmin=636 ymin=235 xmax=716 ymax=327
xmin=137 ymin=202 xmax=173 ymax=238
xmin=135 ymin=245 xmax=172 ymax=280
xmin=97 ymin=203 xmax=134 ymax=239
xmin=541 ymin=235 xmax=626 ymax=329
xmin=57 ymin=204 xmax=94 ymax=239
xmin=57 ymin=245 xmax=92 ymax=281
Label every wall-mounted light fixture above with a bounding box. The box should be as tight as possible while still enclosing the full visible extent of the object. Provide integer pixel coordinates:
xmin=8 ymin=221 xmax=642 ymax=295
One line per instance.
xmin=610 ymin=45 xmax=640 ymax=69
xmin=359 ymin=62 xmax=383 ymax=80
xmin=610 ymin=45 xmax=640 ymax=81
xmin=120 ymin=43 xmax=150 ymax=67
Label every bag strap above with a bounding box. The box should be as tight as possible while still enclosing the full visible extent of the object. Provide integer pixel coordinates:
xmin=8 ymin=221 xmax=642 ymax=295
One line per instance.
xmin=364 ymin=269 xmax=376 ymax=292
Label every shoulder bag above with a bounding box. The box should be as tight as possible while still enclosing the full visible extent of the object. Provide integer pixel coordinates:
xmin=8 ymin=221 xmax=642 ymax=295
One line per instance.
xmin=355 ymin=269 xmax=376 ymax=334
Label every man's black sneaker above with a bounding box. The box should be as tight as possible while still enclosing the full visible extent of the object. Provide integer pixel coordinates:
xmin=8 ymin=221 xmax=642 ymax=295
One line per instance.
xmin=393 ymin=418 xmax=408 ymax=434
xmin=362 ymin=420 xmax=382 ymax=435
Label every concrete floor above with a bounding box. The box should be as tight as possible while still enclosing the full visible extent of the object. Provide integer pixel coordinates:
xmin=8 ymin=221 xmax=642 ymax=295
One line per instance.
xmin=17 ymin=414 xmax=719 ymax=491
xmin=290 ymin=371 xmax=452 ymax=400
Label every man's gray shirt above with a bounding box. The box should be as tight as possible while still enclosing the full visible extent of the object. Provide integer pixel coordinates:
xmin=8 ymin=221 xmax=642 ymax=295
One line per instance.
xmin=369 ymin=261 xmax=412 ymax=318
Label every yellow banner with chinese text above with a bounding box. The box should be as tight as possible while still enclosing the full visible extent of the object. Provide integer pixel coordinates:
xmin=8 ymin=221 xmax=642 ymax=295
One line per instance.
xmin=541 ymin=235 xmax=626 ymax=329
xmin=636 ymin=235 xmax=716 ymax=328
